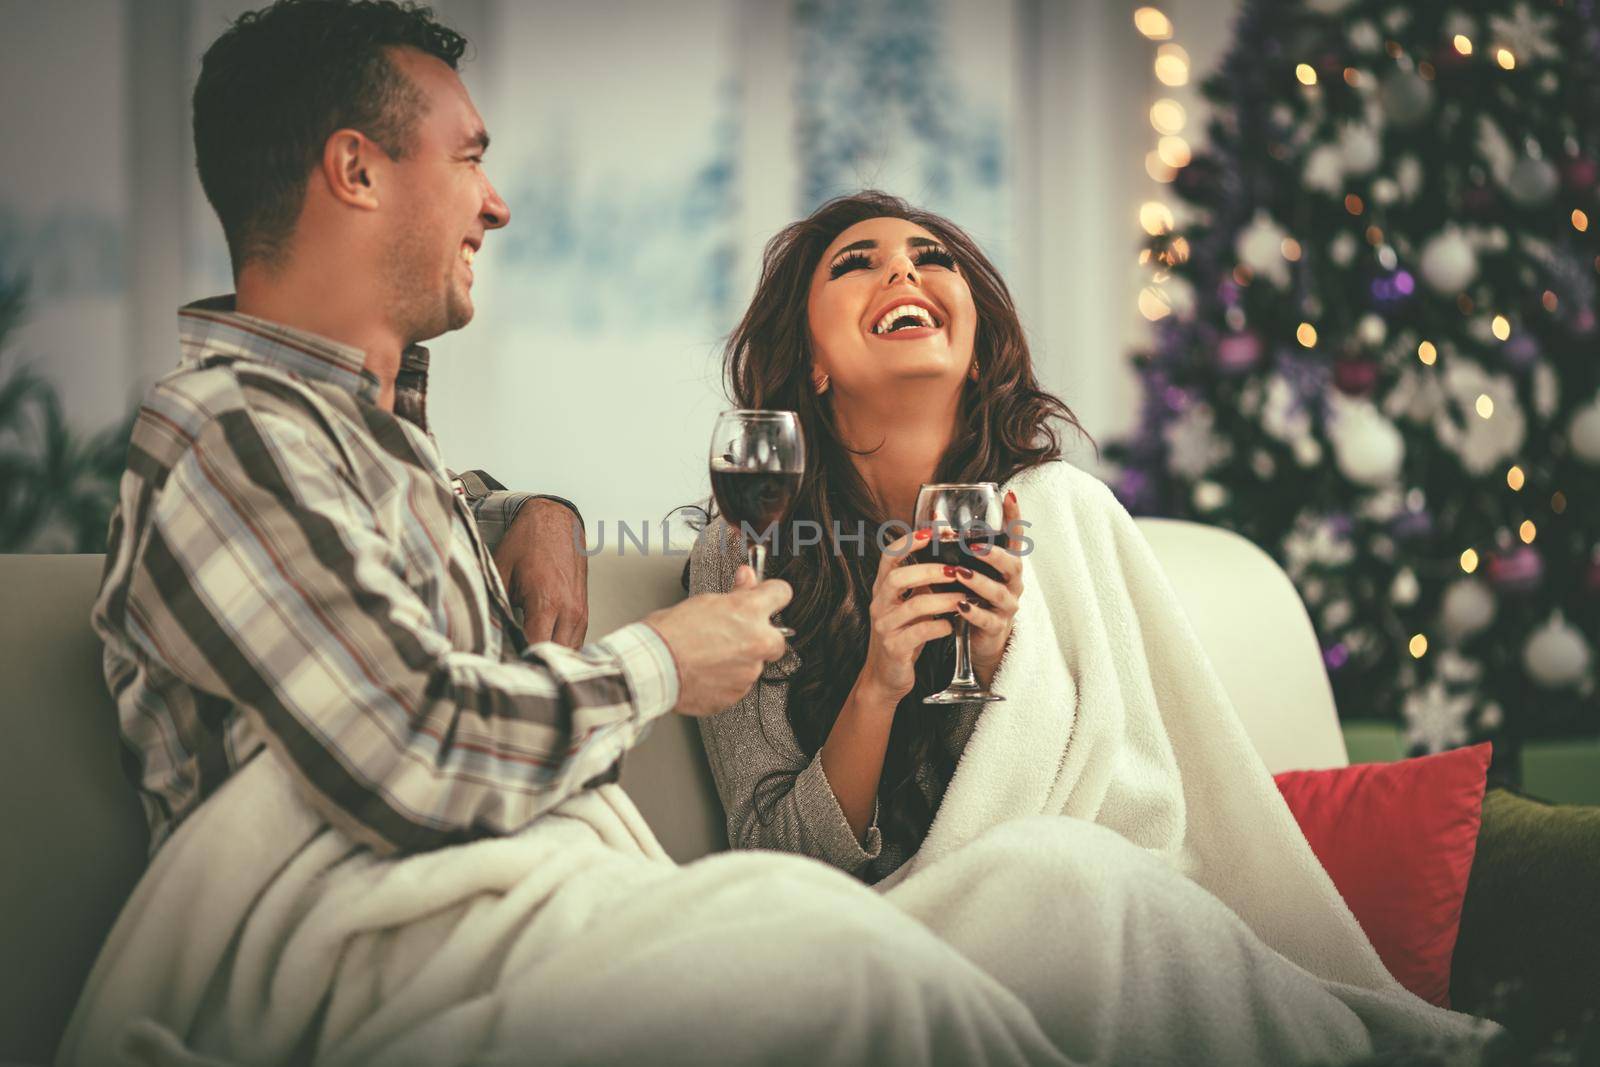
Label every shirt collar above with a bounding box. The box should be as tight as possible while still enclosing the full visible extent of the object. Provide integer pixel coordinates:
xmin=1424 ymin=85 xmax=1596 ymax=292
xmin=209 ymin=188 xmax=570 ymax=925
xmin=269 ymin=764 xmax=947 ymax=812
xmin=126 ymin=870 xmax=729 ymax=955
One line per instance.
xmin=176 ymin=295 xmax=432 ymax=428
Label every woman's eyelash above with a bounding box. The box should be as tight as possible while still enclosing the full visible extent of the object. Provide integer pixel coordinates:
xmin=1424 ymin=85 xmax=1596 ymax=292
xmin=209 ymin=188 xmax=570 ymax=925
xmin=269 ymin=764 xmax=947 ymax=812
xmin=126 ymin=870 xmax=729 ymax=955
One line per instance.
xmin=827 ymin=246 xmax=957 ymax=279
xmin=829 ymin=252 xmax=872 ymax=279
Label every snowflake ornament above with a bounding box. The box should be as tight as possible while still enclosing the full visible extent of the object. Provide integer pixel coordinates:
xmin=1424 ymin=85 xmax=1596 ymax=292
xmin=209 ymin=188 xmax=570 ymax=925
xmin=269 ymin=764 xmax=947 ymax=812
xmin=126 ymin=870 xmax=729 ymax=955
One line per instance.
xmin=1403 ymin=680 xmax=1473 ymax=753
xmin=1163 ymin=402 xmax=1234 ymax=478
xmin=1489 ymin=3 xmax=1559 ymax=61
xmin=1282 ymin=511 xmax=1357 ymax=581
xmin=1432 ymin=361 xmax=1527 ymax=474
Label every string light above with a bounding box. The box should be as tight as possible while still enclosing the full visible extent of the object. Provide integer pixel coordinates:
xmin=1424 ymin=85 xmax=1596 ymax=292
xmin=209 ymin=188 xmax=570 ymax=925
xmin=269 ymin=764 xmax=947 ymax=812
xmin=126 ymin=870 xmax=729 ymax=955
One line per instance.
xmin=1295 ymin=63 xmax=1317 ymax=85
xmin=1417 ymin=340 xmax=1437 ymax=365
xmin=1365 ymin=225 xmax=1385 ymax=244
xmin=1476 ymin=394 xmax=1495 ymax=419
xmin=1168 ymin=236 xmax=1191 ymax=263
xmin=1460 ymin=548 xmax=1480 ymax=573
xmin=1138 ymin=286 xmax=1172 ymax=321
xmin=1543 ymin=290 xmax=1560 ymax=311
xmin=1520 ymin=520 xmax=1538 ymax=544
xmin=1409 ymin=633 xmax=1429 ymax=659
xmin=1150 ymin=98 xmax=1186 ymax=134
xmin=1146 ymin=152 xmax=1177 ymax=182
xmin=1133 ymin=7 xmax=1173 ymax=40
xmin=1296 ymin=322 xmax=1318 ymax=347
xmin=1491 ymin=314 xmax=1511 ymax=340
xmin=1345 ymin=194 xmax=1364 ymax=215
xmin=1507 ymin=465 xmax=1525 ymax=491
xmin=1495 ymin=48 xmax=1515 ymax=70
xmin=1552 ymin=492 xmax=1567 ymax=514
xmin=1342 ymin=67 xmax=1361 ymax=87
xmin=1139 ymin=201 xmax=1175 ymax=234
xmin=1281 ymin=237 xmax=1302 ymax=261
xmin=1157 ymin=135 xmax=1192 ymax=168
xmin=1575 ymin=209 xmax=1590 ymax=233
xmin=1453 ymin=34 xmax=1473 ymax=55
xmin=1155 ymin=44 xmax=1189 ymax=86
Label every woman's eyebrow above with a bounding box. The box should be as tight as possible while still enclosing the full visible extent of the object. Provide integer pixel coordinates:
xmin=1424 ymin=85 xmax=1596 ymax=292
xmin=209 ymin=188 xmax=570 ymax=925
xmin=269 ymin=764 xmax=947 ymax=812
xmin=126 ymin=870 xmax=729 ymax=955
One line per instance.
xmin=831 ymin=239 xmax=876 ymax=257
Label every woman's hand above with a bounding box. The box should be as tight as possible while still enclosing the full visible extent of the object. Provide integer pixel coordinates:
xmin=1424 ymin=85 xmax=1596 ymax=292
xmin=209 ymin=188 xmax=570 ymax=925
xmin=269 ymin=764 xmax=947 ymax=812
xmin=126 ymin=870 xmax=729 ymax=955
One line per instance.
xmin=856 ymin=528 xmax=965 ymax=703
xmin=951 ymin=490 xmax=1025 ymax=687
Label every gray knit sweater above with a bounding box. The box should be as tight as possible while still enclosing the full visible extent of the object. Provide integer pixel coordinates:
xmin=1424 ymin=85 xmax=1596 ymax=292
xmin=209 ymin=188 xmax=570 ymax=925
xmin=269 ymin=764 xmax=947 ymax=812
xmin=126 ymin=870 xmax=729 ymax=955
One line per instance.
xmin=688 ymin=519 xmax=982 ymax=883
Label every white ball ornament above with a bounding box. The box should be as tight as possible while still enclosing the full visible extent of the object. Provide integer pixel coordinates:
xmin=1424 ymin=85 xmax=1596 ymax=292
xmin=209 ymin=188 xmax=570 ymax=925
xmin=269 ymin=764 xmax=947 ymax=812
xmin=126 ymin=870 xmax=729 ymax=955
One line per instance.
xmin=1329 ymin=399 xmax=1406 ymax=486
xmin=1357 ymin=314 xmax=1387 ymax=346
xmin=1391 ymin=567 xmax=1420 ymax=606
xmin=1506 ymin=156 xmax=1559 ymax=206
xmin=1338 ymin=124 xmax=1383 ymax=175
xmin=1522 ymin=613 xmax=1592 ymax=689
xmin=1379 ymin=71 xmax=1434 ymax=126
xmin=1440 ymin=579 xmax=1496 ymax=642
xmin=1235 ymin=213 xmax=1293 ymax=288
xmin=1192 ymin=481 xmax=1229 ymax=512
xmin=1304 ymin=145 xmax=1345 ymax=195
xmin=1419 ymin=229 xmax=1479 ymax=295
xmin=1568 ymin=396 xmax=1600 ymax=464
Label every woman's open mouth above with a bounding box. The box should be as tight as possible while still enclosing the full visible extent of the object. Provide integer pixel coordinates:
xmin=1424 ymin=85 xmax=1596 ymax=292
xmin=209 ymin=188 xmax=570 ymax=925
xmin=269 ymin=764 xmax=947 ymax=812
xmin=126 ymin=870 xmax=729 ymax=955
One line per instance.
xmin=869 ymin=302 xmax=943 ymax=341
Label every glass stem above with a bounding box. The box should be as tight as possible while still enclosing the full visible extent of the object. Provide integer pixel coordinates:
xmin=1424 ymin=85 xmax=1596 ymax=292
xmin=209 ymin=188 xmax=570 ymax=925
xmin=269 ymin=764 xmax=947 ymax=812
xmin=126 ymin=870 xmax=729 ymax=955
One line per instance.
xmin=951 ymin=618 xmax=979 ymax=689
xmin=747 ymin=537 xmax=767 ymax=579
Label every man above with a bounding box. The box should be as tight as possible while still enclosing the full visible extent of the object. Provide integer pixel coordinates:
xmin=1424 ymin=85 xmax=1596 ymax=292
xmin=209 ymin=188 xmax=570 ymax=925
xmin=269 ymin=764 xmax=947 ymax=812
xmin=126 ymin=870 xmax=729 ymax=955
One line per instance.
xmin=64 ymin=2 xmax=1060 ymax=1064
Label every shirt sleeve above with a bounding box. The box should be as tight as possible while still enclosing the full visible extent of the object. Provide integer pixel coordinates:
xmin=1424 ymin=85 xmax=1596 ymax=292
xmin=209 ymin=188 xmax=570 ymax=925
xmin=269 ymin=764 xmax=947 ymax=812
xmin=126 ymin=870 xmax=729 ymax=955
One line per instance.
xmin=451 ymin=469 xmax=584 ymax=557
xmin=123 ymin=408 xmax=676 ymax=856
xmin=688 ymin=520 xmax=882 ymax=876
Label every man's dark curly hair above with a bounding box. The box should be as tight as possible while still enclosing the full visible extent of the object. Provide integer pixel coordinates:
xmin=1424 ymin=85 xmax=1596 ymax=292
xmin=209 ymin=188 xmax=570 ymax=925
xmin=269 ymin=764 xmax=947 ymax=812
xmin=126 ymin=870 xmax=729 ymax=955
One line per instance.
xmin=193 ymin=0 xmax=468 ymax=271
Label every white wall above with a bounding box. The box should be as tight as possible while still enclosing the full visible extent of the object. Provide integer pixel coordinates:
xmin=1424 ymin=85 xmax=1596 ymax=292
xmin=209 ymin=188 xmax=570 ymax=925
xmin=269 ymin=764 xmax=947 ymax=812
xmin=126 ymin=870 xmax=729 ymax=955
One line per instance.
xmin=0 ymin=0 xmax=1241 ymax=527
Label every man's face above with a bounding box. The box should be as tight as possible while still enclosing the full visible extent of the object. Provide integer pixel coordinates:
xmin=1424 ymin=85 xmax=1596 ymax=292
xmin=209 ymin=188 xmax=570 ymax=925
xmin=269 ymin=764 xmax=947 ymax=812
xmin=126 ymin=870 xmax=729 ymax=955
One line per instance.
xmin=379 ymin=49 xmax=510 ymax=344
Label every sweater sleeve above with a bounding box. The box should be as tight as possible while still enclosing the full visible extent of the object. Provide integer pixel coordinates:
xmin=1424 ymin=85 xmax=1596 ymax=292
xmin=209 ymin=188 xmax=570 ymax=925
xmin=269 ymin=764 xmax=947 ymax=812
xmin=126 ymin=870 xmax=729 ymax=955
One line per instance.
xmin=688 ymin=520 xmax=883 ymax=877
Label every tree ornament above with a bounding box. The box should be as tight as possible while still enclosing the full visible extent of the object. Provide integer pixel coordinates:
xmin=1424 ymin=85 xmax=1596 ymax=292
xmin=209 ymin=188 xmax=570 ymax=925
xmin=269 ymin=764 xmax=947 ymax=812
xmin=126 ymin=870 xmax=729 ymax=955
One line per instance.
xmin=1304 ymin=145 xmax=1345 ymax=195
xmin=1334 ymin=358 xmax=1381 ymax=396
xmin=1568 ymin=395 xmax=1600 ymax=463
xmin=1235 ymin=213 xmax=1293 ymax=287
xmin=1329 ymin=396 xmax=1405 ymax=485
xmin=1192 ymin=480 xmax=1229 ymax=512
xmin=1338 ymin=123 xmax=1383 ymax=175
xmin=1522 ymin=612 xmax=1592 ymax=689
xmin=1561 ymin=156 xmax=1598 ymax=194
xmin=1440 ymin=578 xmax=1497 ymax=641
xmin=1506 ymin=156 xmax=1560 ymax=206
xmin=1403 ymin=680 xmax=1473 ymax=754
xmin=1356 ymin=314 xmax=1387 ymax=347
xmin=1329 ymin=232 xmax=1358 ymax=266
xmin=1419 ymin=228 xmax=1479 ymax=294
xmin=1379 ymin=71 xmax=1434 ymax=127
xmin=1487 ymin=545 xmax=1543 ymax=593
xmin=1216 ymin=330 xmax=1263 ymax=373
xmin=1391 ymin=567 xmax=1421 ymax=606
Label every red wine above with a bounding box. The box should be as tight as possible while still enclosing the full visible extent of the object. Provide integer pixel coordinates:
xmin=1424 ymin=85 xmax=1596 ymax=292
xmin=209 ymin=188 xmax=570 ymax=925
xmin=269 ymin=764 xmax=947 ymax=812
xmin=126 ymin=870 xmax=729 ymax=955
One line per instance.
xmin=711 ymin=468 xmax=801 ymax=532
xmin=911 ymin=533 xmax=1010 ymax=597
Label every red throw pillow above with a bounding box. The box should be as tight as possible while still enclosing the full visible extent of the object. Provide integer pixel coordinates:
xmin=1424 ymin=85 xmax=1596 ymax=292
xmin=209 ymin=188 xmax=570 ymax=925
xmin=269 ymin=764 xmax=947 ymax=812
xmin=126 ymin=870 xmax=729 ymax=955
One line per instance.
xmin=1273 ymin=742 xmax=1491 ymax=1009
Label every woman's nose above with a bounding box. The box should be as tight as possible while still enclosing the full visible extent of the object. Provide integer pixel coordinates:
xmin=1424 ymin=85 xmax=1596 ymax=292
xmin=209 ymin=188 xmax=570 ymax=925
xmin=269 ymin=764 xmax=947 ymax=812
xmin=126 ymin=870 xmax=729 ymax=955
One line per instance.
xmin=883 ymin=252 xmax=919 ymax=287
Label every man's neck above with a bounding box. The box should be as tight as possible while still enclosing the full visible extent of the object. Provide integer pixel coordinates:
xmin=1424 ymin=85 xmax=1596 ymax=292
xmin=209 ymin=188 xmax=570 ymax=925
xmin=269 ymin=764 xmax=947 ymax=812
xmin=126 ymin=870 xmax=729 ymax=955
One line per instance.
xmin=235 ymin=266 xmax=405 ymax=411
xmin=834 ymin=383 xmax=962 ymax=527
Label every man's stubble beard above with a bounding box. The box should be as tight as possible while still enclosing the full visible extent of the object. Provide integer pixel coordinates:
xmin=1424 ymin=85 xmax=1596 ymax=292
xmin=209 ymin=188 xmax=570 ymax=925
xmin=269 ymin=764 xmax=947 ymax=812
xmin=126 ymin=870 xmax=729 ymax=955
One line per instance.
xmin=381 ymin=225 xmax=472 ymax=346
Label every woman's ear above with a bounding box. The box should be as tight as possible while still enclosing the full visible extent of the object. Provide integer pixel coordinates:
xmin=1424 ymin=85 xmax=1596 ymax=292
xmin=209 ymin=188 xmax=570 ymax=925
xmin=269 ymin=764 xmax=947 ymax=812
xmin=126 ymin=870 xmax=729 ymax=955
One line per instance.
xmin=968 ymin=358 xmax=980 ymax=382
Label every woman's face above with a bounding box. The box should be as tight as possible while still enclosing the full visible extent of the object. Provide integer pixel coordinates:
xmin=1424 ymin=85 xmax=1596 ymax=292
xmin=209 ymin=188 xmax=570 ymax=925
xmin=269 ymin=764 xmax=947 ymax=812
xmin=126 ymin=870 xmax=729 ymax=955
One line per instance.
xmin=806 ymin=216 xmax=977 ymax=400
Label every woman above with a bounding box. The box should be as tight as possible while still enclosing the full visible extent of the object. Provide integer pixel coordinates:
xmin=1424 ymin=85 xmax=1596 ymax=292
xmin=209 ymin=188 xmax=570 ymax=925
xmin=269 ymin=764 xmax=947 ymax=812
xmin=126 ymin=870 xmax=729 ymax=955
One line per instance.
xmin=691 ymin=190 xmax=1071 ymax=883
xmin=688 ymin=191 xmax=1496 ymax=1063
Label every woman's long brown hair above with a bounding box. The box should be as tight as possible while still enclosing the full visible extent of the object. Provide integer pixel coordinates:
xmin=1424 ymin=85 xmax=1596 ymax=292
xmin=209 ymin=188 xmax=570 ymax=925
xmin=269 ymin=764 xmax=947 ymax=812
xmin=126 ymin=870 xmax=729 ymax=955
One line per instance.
xmin=723 ymin=190 xmax=1091 ymax=879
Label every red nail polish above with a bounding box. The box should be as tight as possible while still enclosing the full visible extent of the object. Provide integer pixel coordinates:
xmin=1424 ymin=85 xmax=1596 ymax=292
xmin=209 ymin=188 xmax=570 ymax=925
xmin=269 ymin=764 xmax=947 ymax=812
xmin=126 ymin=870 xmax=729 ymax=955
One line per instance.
xmin=958 ymin=567 xmax=974 ymax=579
xmin=914 ymin=528 xmax=932 ymax=541
xmin=943 ymin=565 xmax=956 ymax=577
xmin=971 ymin=543 xmax=990 ymax=555
xmin=1006 ymin=491 xmax=1016 ymax=504
xmin=957 ymin=600 xmax=972 ymax=613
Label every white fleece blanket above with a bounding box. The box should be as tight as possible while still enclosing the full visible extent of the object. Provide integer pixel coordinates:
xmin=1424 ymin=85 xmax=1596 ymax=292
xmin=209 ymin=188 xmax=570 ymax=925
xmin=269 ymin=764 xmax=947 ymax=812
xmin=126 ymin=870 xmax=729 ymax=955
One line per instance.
xmin=59 ymin=752 xmax=1064 ymax=1067
xmin=873 ymin=461 xmax=1497 ymax=1059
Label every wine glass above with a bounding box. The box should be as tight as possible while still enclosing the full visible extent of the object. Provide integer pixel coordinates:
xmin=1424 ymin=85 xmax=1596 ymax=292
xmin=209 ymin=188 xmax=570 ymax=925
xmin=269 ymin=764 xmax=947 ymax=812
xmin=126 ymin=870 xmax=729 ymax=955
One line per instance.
xmin=912 ymin=482 xmax=1007 ymax=704
xmin=709 ymin=410 xmax=805 ymax=636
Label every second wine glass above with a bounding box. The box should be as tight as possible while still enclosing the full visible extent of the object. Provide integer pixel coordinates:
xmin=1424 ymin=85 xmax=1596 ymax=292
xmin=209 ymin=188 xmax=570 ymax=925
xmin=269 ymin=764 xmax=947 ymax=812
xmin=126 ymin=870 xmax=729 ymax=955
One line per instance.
xmin=709 ymin=409 xmax=805 ymax=637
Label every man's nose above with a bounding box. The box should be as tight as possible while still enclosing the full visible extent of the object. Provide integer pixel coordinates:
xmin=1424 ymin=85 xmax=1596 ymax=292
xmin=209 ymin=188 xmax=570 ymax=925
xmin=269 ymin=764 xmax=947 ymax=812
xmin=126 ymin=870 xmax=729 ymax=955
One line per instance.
xmin=883 ymin=251 xmax=919 ymax=286
xmin=481 ymin=179 xmax=511 ymax=230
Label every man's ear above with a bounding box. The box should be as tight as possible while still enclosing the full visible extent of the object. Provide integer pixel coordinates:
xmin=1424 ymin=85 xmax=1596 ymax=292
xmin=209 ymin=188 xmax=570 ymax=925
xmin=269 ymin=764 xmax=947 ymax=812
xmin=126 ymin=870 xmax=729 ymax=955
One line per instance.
xmin=320 ymin=129 xmax=383 ymax=210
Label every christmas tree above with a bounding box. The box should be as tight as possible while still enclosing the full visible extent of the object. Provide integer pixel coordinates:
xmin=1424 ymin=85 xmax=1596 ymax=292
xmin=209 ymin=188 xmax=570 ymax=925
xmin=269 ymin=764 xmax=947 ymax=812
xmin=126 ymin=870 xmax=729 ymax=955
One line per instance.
xmin=1107 ymin=0 xmax=1600 ymax=778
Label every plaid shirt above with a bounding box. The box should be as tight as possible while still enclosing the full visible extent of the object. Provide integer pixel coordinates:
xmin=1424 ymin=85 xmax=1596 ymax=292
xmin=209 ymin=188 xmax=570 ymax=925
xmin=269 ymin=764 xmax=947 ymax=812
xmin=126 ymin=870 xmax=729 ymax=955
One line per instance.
xmin=94 ymin=296 xmax=678 ymax=857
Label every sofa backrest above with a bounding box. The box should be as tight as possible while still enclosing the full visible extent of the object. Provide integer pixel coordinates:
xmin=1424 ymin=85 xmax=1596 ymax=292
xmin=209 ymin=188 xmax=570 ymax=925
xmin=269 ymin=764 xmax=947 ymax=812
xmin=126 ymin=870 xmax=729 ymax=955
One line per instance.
xmin=0 ymin=517 xmax=1344 ymax=1062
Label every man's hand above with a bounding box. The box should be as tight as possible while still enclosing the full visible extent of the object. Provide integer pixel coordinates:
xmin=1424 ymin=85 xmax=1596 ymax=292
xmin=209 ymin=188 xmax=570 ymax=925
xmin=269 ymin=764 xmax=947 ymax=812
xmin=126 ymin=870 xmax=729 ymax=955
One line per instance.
xmin=645 ymin=567 xmax=792 ymax=716
xmin=493 ymin=498 xmax=588 ymax=648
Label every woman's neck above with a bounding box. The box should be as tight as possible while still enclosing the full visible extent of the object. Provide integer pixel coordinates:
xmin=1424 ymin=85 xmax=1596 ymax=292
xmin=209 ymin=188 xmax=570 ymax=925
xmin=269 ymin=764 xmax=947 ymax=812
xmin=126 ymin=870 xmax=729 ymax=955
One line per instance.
xmin=834 ymin=384 xmax=962 ymax=527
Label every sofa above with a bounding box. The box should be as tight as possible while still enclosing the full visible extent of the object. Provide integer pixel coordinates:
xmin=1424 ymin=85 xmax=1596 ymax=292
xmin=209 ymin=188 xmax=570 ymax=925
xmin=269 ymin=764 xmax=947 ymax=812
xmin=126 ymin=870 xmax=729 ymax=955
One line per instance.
xmin=0 ymin=519 xmax=1591 ymax=1064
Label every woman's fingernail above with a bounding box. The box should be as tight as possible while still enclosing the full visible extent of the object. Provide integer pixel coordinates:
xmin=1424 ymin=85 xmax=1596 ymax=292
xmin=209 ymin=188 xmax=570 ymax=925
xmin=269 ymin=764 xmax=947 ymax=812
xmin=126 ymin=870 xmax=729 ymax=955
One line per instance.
xmin=943 ymin=565 xmax=957 ymax=577
xmin=957 ymin=600 xmax=972 ymax=613
xmin=914 ymin=528 xmax=932 ymax=541
xmin=957 ymin=567 xmax=974 ymax=579
xmin=971 ymin=543 xmax=990 ymax=555
xmin=1006 ymin=491 xmax=1016 ymax=504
